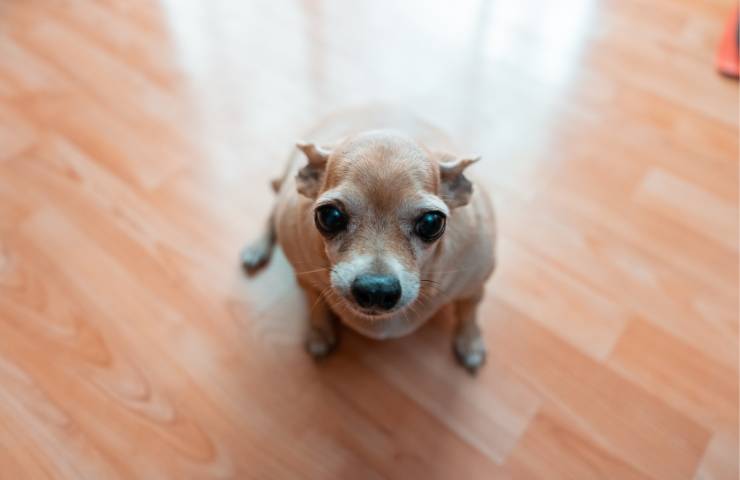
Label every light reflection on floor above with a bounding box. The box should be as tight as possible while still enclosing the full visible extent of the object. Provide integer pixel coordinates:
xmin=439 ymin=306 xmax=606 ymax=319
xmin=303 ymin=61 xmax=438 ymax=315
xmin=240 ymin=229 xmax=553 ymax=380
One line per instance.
xmin=159 ymin=0 xmax=597 ymax=194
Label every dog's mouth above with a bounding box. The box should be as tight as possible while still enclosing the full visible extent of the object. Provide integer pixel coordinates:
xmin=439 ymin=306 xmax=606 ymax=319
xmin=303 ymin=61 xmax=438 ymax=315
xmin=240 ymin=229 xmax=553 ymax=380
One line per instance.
xmin=352 ymin=304 xmax=404 ymax=318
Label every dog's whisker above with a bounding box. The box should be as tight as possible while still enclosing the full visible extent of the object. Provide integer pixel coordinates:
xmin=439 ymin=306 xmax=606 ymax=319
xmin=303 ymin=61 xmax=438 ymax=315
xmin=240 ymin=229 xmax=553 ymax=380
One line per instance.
xmin=294 ymin=267 xmax=329 ymax=276
xmin=309 ymin=285 xmax=334 ymax=314
xmin=292 ymin=260 xmax=331 ymax=271
xmin=419 ymin=280 xmax=442 ymax=294
xmin=416 ymin=291 xmax=433 ymax=306
xmin=418 ymin=281 xmax=441 ymax=296
xmin=401 ymin=305 xmax=411 ymax=326
xmin=408 ymin=303 xmax=420 ymax=320
xmin=329 ymin=266 xmax=348 ymax=284
xmin=426 ymin=254 xmax=495 ymax=277
xmin=426 ymin=266 xmax=478 ymax=276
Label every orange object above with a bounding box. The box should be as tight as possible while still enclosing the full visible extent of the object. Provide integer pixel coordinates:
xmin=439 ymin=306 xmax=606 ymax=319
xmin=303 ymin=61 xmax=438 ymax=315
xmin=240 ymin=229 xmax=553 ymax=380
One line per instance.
xmin=716 ymin=8 xmax=739 ymax=78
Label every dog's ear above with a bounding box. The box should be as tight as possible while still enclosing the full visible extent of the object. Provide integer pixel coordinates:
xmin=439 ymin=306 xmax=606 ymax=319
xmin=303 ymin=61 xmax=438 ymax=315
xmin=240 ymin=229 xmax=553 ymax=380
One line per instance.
xmin=438 ymin=155 xmax=481 ymax=208
xmin=295 ymin=142 xmax=331 ymax=198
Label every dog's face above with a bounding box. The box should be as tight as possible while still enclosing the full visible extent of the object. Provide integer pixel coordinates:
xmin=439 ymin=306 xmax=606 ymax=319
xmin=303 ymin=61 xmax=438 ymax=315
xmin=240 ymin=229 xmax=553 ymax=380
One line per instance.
xmin=296 ymin=131 xmax=478 ymax=318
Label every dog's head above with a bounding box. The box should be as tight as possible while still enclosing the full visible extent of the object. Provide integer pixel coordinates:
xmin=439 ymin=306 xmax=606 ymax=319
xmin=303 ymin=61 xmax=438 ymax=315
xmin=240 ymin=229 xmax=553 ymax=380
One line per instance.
xmin=296 ymin=130 xmax=479 ymax=317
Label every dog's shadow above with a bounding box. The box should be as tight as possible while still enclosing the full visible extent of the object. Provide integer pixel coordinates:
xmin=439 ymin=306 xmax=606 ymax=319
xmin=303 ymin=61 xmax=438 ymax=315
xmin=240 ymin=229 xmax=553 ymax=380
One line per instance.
xmin=233 ymin=247 xmax=490 ymax=475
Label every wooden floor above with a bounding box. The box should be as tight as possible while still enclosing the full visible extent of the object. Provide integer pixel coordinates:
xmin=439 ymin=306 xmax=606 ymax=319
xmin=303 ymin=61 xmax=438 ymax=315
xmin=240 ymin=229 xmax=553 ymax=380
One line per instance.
xmin=0 ymin=0 xmax=737 ymax=478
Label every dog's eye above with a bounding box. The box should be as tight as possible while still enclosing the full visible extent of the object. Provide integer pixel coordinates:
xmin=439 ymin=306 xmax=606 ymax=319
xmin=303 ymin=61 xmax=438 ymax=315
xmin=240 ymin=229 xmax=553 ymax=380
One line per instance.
xmin=315 ymin=204 xmax=348 ymax=235
xmin=415 ymin=211 xmax=446 ymax=242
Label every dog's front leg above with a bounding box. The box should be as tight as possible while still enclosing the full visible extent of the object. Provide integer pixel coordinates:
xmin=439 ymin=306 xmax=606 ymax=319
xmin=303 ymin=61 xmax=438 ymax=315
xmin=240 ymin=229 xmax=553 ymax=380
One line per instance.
xmin=241 ymin=212 xmax=277 ymax=275
xmin=299 ymin=282 xmax=339 ymax=358
xmin=453 ymin=288 xmax=487 ymax=373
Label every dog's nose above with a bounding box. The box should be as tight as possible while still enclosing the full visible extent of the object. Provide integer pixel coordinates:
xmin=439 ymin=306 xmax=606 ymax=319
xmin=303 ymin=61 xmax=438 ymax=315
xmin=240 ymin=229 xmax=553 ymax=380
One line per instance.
xmin=351 ymin=274 xmax=402 ymax=311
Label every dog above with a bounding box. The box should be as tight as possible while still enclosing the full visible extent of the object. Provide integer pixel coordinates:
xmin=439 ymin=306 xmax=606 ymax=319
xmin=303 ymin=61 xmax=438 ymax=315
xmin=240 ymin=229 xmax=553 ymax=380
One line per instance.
xmin=242 ymin=108 xmax=496 ymax=372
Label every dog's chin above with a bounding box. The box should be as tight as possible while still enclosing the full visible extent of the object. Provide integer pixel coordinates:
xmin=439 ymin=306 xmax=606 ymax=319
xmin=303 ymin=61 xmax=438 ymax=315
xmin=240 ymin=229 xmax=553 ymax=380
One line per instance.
xmin=331 ymin=291 xmax=413 ymax=320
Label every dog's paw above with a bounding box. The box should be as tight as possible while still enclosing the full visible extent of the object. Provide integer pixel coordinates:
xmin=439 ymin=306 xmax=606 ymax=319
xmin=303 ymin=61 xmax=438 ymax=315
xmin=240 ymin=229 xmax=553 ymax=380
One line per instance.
xmin=305 ymin=326 xmax=338 ymax=359
xmin=240 ymin=239 xmax=272 ymax=275
xmin=453 ymin=335 xmax=487 ymax=374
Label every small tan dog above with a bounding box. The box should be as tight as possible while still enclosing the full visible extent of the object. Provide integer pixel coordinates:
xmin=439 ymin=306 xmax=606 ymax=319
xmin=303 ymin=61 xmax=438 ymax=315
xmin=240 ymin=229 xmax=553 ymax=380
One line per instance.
xmin=243 ymin=108 xmax=496 ymax=372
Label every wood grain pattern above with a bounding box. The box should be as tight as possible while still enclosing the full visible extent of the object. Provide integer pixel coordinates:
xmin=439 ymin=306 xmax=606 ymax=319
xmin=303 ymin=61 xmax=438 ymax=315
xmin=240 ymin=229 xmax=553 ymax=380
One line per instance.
xmin=0 ymin=0 xmax=737 ymax=478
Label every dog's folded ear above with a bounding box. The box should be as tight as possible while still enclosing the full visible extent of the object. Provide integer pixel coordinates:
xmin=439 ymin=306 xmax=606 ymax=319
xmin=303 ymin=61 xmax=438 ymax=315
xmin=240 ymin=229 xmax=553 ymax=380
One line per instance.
xmin=296 ymin=142 xmax=331 ymax=198
xmin=438 ymin=154 xmax=481 ymax=208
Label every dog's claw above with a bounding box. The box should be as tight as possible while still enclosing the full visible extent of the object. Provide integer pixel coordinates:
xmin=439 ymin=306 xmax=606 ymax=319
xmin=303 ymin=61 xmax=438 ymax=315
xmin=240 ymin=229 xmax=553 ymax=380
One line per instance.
xmin=453 ymin=336 xmax=487 ymax=374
